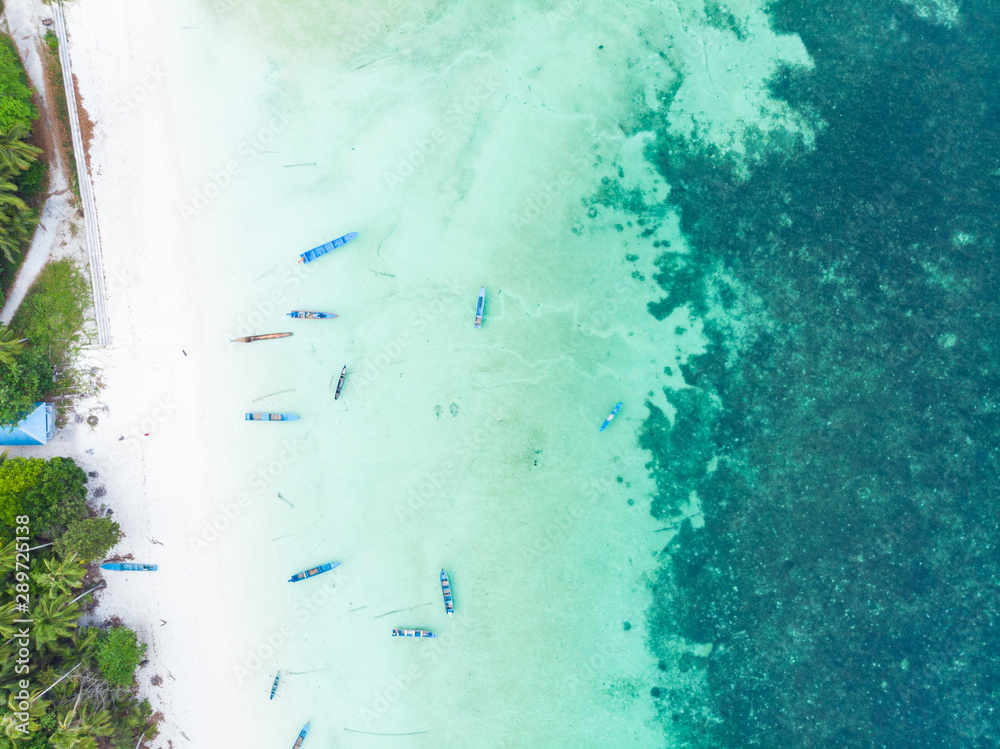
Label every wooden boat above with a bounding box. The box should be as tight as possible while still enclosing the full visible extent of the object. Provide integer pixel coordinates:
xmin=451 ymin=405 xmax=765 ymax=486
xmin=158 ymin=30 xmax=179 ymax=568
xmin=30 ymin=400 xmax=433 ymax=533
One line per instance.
xmin=246 ymin=413 xmax=300 ymax=422
xmin=291 ymin=722 xmax=310 ymax=749
xmin=600 ymin=402 xmax=622 ymax=432
xmin=269 ymin=671 xmax=280 ymax=700
xmin=474 ymin=286 xmax=485 ymax=328
xmin=299 ymin=231 xmax=358 ymax=263
xmin=101 ymin=563 xmax=158 ymax=571
xmin=231 ymin=332 xmax=292 ymax=343
xmin=334 ymin=366 xmax=347 ymax=400
xmin=288 ymin=562 xmax=340 ymax=583
xmin=440 ymin=569 xmax=454 ymax=617
xmin=287 ymin=311 xmax=337 ymax=320
xmin=392 ymin=629 xmax=437 ymax=638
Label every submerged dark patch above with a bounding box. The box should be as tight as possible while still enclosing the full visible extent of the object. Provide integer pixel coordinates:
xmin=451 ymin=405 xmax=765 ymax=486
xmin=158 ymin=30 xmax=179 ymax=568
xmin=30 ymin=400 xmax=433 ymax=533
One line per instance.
xmin=639 ymin=2 xmax=1000 ymax=747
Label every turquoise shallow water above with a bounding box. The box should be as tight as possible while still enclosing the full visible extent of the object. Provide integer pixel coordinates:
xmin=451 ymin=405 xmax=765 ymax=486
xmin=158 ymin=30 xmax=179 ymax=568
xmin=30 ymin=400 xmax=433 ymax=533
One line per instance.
xmin=165 ymin=0 xmax=716 ymax=746
xmin=154 ymin=0 xmax=1000 ymax=746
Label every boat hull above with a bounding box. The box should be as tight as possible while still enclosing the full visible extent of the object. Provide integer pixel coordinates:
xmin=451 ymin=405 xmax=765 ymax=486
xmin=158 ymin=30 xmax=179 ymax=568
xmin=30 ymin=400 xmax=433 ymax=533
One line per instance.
xmin=100 ymin=563 xmax=158 ymax=571
xmin=269 ymin=672 xmax=280 ymax=700
xmin=287 ymin=311 xmax=337 ymax=319
xmin=600 ymin=402 xmax=622 ymax=431
xmin=246 ymin=413 xmax=300 ymax=422
xmin=292 ymin=722 xmax=310 ymax=749
xmin=474 ymin=287 xmax=485 ymax=328
xmin=288 ymin=561 xmax=340 ymax=582
xmin=334 ymin=366 xmax=347 ymax=400
xmin=299 ymin=232 xmax=358 ymax=263
xmin=231 ymin=332 xmax=292 ymax=343
xmin=392 ymin=629 xmax=437 ymax=638
xmin=441 ymin=569 xmax=454 ymax=617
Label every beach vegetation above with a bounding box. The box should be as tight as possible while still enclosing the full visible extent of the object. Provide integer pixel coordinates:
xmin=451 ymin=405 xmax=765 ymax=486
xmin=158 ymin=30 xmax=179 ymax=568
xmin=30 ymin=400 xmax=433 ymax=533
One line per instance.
xmin=0 ymin=324 xmax=24 ymax=364
xmin=0 ymin=525 xmax=158 ymax=748
xmin=0 ymin=35 xmax=36 ymax=135
xmin=0 ymin=258 xmax=90 ymax=426
xmin=54 ymin=517 xmax=121 ymax=563
xmin=0 ymin=456 xmax=88 ymax=540
xmin=93 ymin=627 xmax=146 ymax=687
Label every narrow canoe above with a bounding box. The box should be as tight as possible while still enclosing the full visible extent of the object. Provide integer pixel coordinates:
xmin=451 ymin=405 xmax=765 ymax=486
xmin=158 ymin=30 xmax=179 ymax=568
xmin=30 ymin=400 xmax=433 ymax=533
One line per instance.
xmin=600 ymin=402 xmax=622 ymax=432
xmin=288 ymin=562 xmax=340 ymax=583
xmin=269 ymin=671 xmax=280 ymax=700
xmin=287 ymin=311 xmax=337 ymax=319
xmin=231 ymin=332 xmax=292 ymax=343
xmin=246 ymin=413 xmax=300 ymax=422
xmin=474 ymin=286 xmax=485 ymax=328
xmin=441 ymin=569 xmax=454 ymax=617
xmin=392 ymin=629 xmax=437 ymax=638
xmin=101 ymin=563 xmax=158 ymax=571
xmin=292 ymin=722 xmax=310 ymax=749
xmin=299 ymin=232 xmax=358 ymax=263
xmin=334 ymin=366 xmax=347 ymax=400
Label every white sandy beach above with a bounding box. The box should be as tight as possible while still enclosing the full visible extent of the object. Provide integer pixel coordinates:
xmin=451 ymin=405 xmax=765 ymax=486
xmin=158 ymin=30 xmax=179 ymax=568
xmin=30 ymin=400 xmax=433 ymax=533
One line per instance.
xmin=1 ymin=0 xmax=814 ymax=746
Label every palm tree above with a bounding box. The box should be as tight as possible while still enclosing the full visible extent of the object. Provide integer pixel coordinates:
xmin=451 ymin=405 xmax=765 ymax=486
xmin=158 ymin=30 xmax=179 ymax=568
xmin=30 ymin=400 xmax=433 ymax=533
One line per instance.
xmin=0 ymin=178 xmax=35 ymax=262
xmin=50 ymin=684 xmax=112 ymax=749
xmin=0 ymin=688 xmax=50 ymax=745
xmin=0 ymin=125 xmax=41 ymax=178
xmin=0 ymin=326 xmax=24 ymax=366
xmin=32 ymin=555 xmax=86 ymax=597
xmin=31 ymin=592 xmax=81 ymax=653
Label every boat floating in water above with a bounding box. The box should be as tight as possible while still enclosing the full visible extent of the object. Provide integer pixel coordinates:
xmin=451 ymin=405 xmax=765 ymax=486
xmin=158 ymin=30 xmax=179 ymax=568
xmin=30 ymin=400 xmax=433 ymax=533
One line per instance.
xmin=269 ymin=671 xmax=280 ymax=700
xmin=287 ymin=311 xmax=337 ymax=320
xmin=101 ymin=563 xmax=158 ymax=572
xmin=288 ymin=562 xmax=340 ymax=583
xmin=600 ymin=402 xmax=622 ymax=432
xmin=440 ymin=569 xmax=454 ymax=617
xmin=392 ymin=628 xmax=437 ymax=638
xmin=474 ymin=286 xmax=485 ymax=328
xmin=334 ymin=366 xmax=347 ymax=400
xmin=246 ymin=413 xmax=300 ymax=422
xmin=299 ymin=231 xmax=358 ymax=264
xmin=231 ymin=332 xmax=292 ymax=343
xmin=291 ymin=722 xmax=310 ymax=749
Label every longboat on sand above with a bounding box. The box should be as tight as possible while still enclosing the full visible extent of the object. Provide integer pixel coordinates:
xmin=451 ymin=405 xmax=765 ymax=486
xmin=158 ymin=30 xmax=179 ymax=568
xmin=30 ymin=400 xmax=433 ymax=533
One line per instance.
xmin=440 ymin=569 xmax=454 ymax=617
xmin=246 ymin=413 xmax=300 ymax=422
xmin=269 ymin=672 xmax=280 ymax=700
xmin=474 ymin=286 xmax=485 ymax=328
xmin=231 ymin=332 xmax=292 ymax=343
xmin=299 ymin=232 xmax=358 ymax=264
xmin=101 ymin=562 xmax=158 ymax=571
xmin=291 ymin=722 xmax=310 ymax=749
xmin=392 ymin=629 xmax=437 ymax=638
xmin=288 ymin=562 xmax=340 ymax=583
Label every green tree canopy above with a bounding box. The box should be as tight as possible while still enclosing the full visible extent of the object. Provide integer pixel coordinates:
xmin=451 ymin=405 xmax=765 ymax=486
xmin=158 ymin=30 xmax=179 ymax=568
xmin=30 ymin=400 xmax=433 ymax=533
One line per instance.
xmin=93 ymin=627 xmax=146 ymax=687
xmin=23 ymin=457 xmax=88 ymax=533
xmin=0 ymin=348 xmax=48 ymax=429
xmin=0 ymin=34 xmax=36 ymax=134
xmin=0 ymin=456 xmax=43 ymax=526
xmin=54 ymin=517 xmax=120 ymax=563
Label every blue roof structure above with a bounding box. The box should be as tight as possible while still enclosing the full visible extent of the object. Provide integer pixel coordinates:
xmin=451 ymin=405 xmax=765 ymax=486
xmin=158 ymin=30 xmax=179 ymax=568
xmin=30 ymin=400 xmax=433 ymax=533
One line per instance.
xmin=0 ymin=402 xmax=55 ymax=445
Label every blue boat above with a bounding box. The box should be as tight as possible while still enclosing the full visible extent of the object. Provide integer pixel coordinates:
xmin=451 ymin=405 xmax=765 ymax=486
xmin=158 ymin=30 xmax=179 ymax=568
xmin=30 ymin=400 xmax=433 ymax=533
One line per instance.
xmin=246 ymin=413 xmax=300 ymax=422
xmin=392 ymin=628 xmax=437 ymax=638
xmin=288 ymin=562 xmax=340 ymax=583
xmin=334 ymin=366 xmax=347 ymax=400
xmin=299 ymin=232 xmax=358 ymax=264
xmin=101 ymin=563 xmax=158 ymax=571
xmin=287 ymin=311 xmax=337 ymax=319
xmin=269 ymin=671 xmax=280 ymax=700
xmin=599 ymin=402 xmax=622 ymax=432
xmin=441 ymin=569 xmax=454 ymax=617
xmin=474 ymin=286 xmax=485 ymax=328
xmin=291 ymin=722 xmax=310 ymax=749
